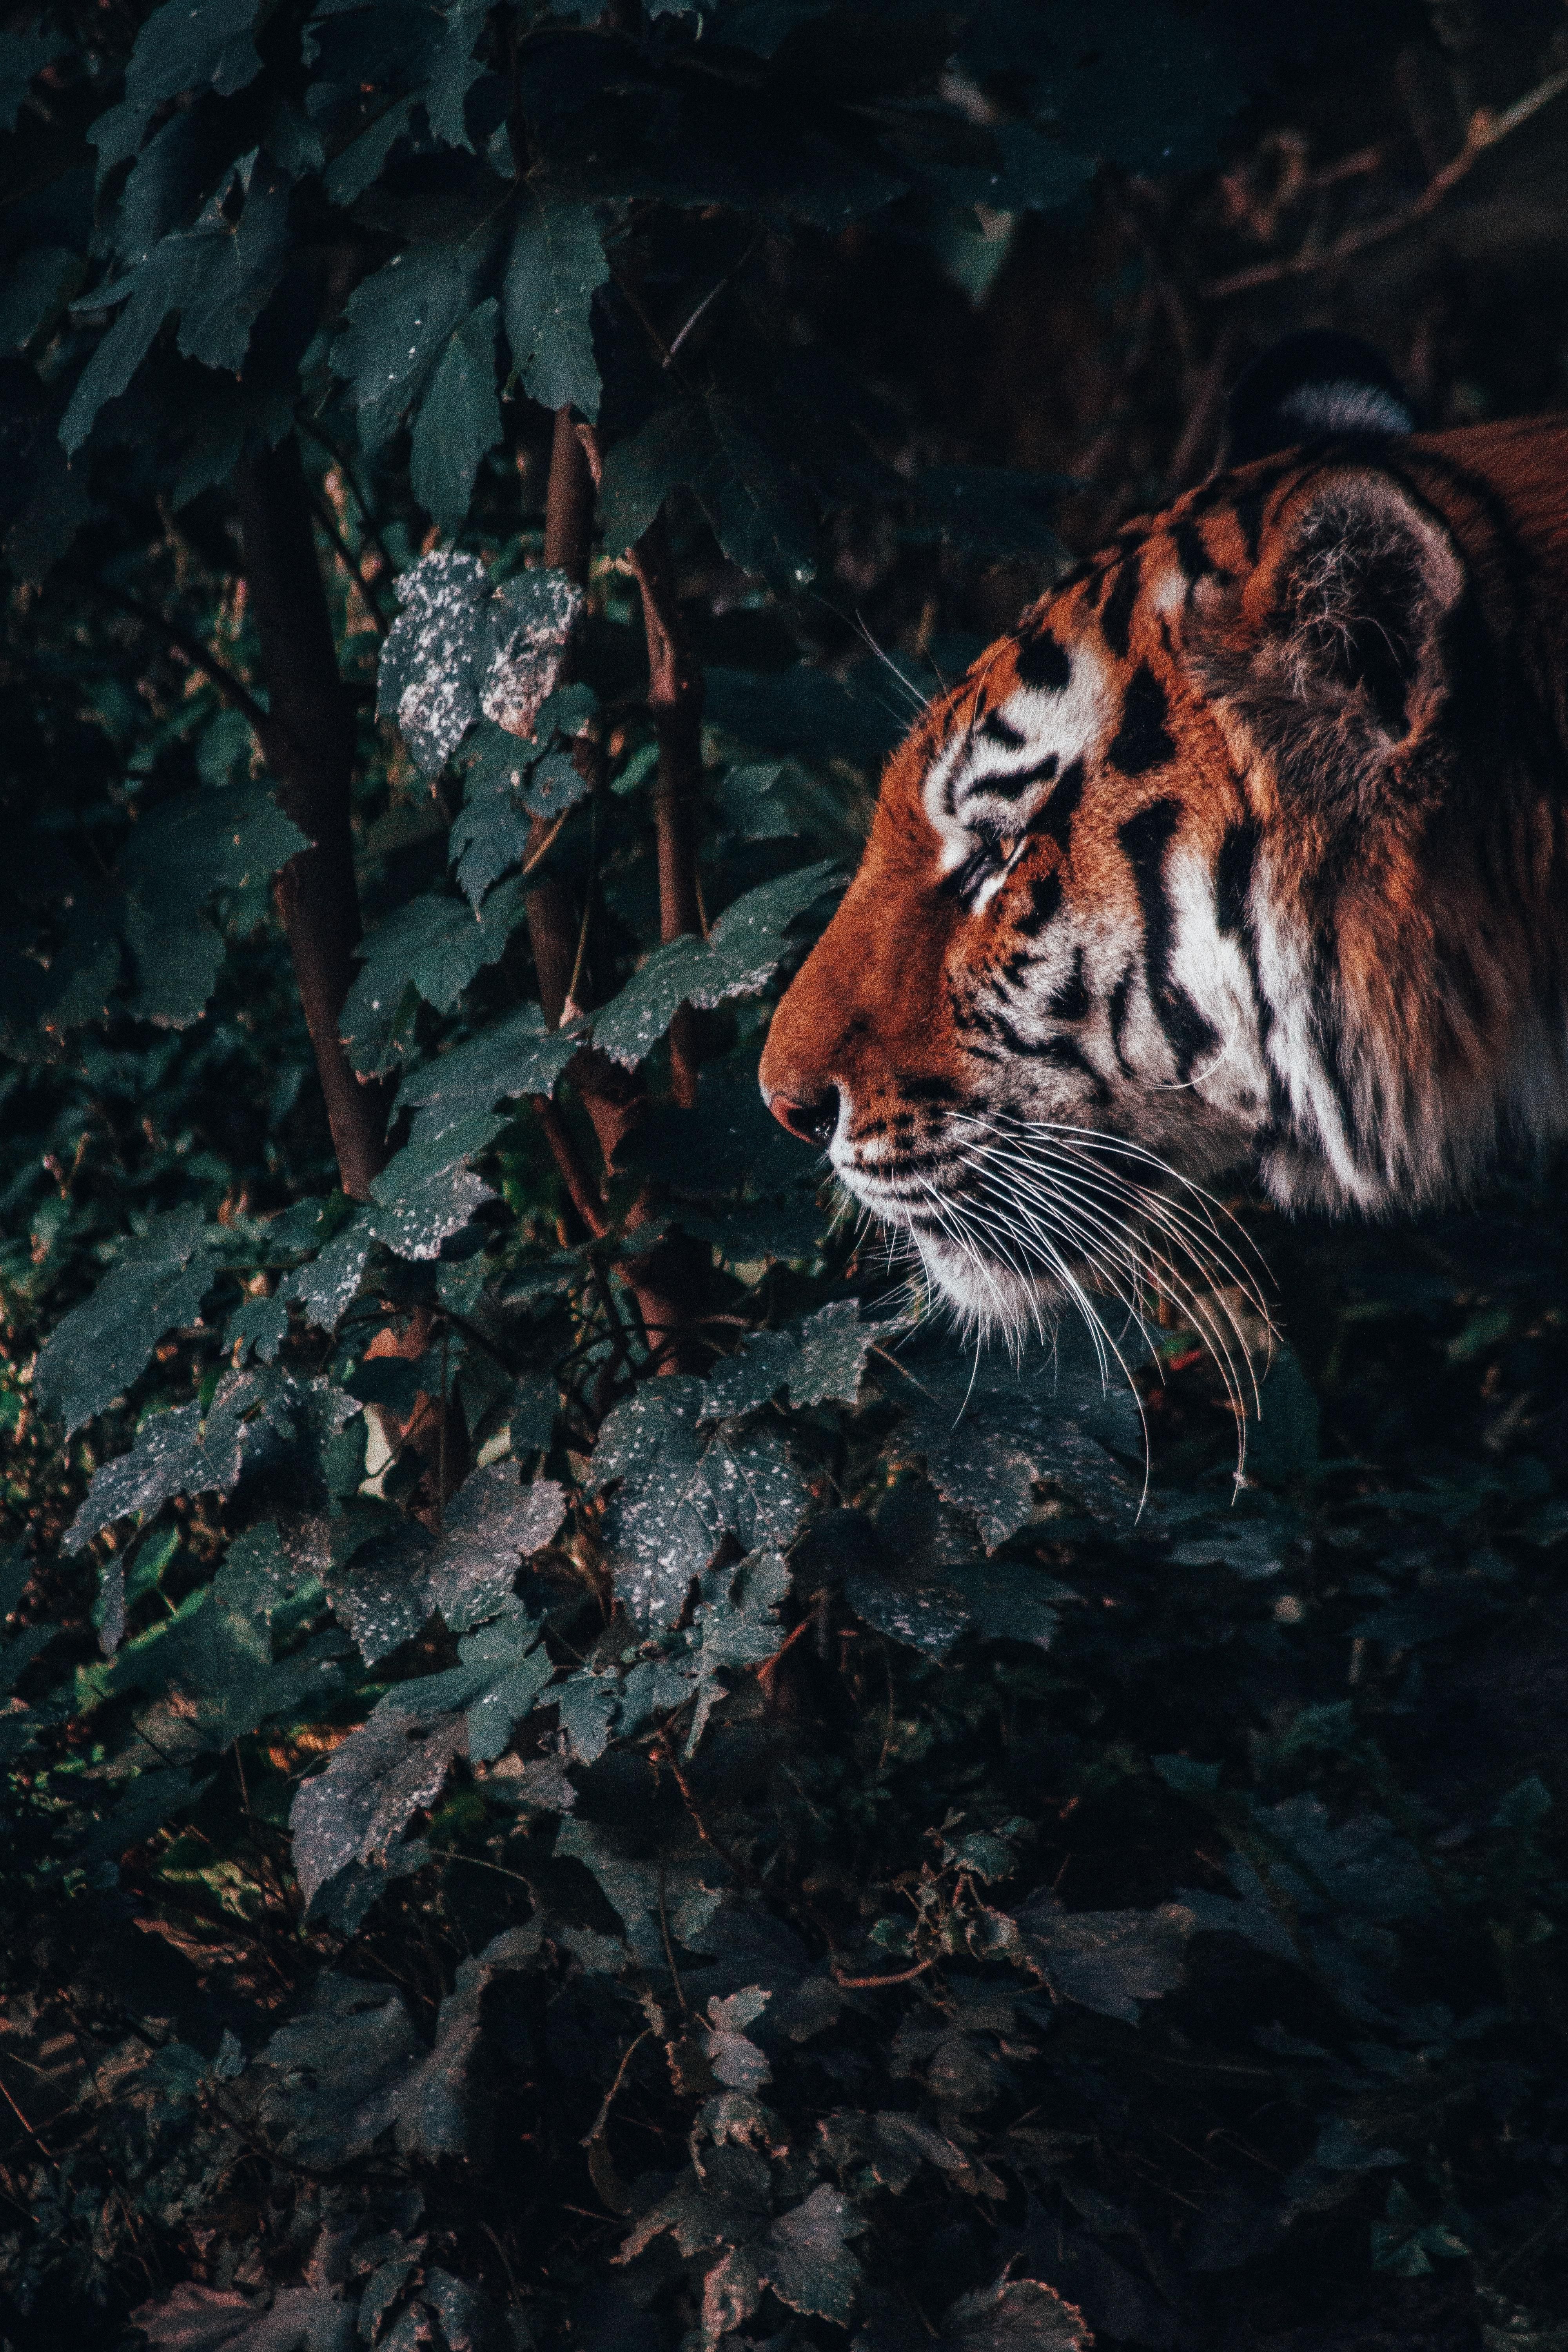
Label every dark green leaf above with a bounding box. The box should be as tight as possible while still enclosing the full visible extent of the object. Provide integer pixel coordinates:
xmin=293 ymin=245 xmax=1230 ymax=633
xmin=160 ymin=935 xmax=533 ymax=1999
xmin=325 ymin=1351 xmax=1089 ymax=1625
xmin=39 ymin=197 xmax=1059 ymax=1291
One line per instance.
xmin=0 ymin=23 xmax=69 ymax=133
xmin=501 ymin=183 xmax=607 ymax=419
xmin=367 ymin=1147 xmax=496 ymax=1259
xmin=282 ymin=1211 xmax=376 ymax=1333
xmin=34 ymin=1207 xmax=220 ymax=1436
xmin=704 ymin=1985 xmax=772 ymax=2090
xmin=451 ymin=757 xmax=532 ymax=908
xmin=702 ymin=1299 xmax=873 ymax=1419
xmin=291 ymin=1705 xmax=468 ymax=1905
xmin=1015 ymin=1895 xmax=1196 ymax=2022
xmin=593 ymin=861 xmax=840 ymax=1069
xmin=885 ymin=1325 xmax=1145 ymax=1545
xmin=328 ymin=1464 xmax=564 ymax=1662
xmin=426 ymin=0 xmax=491 ymax=148
xmin=599 ymin=395 xmax=817 ymax=588
xmin=62 ymin=153 xmax=291 ymax=449
xmin=334 ymin=245 xmax=469 ymax=453
xmin=397 ymin=1003 xmax=582 ymax=1120
xmin=593 ymin=1379 xmax=810 ymax=1632
xmin=761 ymin=2184 xmax=862 ymax=2325
xmin=410 ymin=298 xmax=504 ymax=530
xmin=64 ymin=1393 xmax=240 ymax=1556
xmin=940 ymin=2275 xmax=1092 ymax=2352
xmin=123 ymin=0 xmax=264 ymax=112
xmin=343 ymin=878 xmax=528 ymax=1077
xmin=251 ymin=1928 xmax=546 ymax=2169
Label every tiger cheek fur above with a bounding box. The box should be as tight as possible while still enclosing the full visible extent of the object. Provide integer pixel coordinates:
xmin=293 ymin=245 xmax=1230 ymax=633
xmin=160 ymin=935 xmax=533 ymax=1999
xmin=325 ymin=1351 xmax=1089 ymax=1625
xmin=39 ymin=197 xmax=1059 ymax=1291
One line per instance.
xmin=760 ymin=396 xmax=1568 ymax=1343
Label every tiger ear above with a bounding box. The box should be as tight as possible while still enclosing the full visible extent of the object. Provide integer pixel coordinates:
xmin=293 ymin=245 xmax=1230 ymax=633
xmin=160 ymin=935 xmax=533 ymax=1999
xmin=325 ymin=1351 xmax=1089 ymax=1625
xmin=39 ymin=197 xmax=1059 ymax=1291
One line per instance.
xmin=1191 ymin=470 xmax=1469 ymax=809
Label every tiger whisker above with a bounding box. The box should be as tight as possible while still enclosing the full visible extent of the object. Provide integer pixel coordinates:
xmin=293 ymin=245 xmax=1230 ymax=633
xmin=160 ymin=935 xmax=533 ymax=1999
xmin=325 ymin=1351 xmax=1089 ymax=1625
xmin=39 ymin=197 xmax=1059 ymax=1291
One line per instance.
xmin=977 ymin=1137 xmax=1270 ymax=1359
xmin=956 ymin=1188 xmax=1154 ymax=1498
xmin=950 ymin=1113 xmax=1273 ymax=1328
xmin=944 ymin=1113 xmax=1267 ymax=1433
xmin=967 ymin=1151 xmax=1263 ymax=1448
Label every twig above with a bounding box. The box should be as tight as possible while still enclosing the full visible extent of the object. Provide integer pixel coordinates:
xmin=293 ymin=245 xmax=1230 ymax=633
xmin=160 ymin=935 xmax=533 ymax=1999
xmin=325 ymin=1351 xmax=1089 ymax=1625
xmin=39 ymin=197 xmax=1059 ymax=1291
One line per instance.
xmin=566 ymin=787 xmax=599 ymax=1013
xmin=605 ymin=261 xmax=682 ymax=377
xmin=1204 ymin=66 xmax=1568 ymax=297
xmin=235 ymin=433 xmax=392 ymax=1204
xmin=0 ymin=2071 xmax=56 ymax=2162
xmin=533 ymin=1095 xmax=609 ymax=1239
xmin=666 ymin=236 xmax=762 ymax=365
xmin=87 ymin=577 xmax=270 ymax=737
xmin=653 ymin=1720 xmax=750 ymax=1884
xmin=520 ymin=808 xmax=570 ymax=877
xmin=830 ymin=1955 xmax=936 ymax=1990
xmin=657 ymin=1851 xmax=688 ymax=2013
xmin=755 ymin=1609 xmax=817 ymax=1697
xmin=580 ymin=2024 xmax=653 ymax=2216
xmin=434 ymin=1848 xmax=533 ymax=1888
xmin=480 ymin=2222 xmax=523 ymax=2306
xmin=296 ymin=418 xmax=401 ymax=588
xmin=308 ymin=491 xmax=389 ymax=636
xmin=621 ymin=514 xmax=704 ymax=1102
xmin=436 ymin=1316 xmax=450 ymax=1534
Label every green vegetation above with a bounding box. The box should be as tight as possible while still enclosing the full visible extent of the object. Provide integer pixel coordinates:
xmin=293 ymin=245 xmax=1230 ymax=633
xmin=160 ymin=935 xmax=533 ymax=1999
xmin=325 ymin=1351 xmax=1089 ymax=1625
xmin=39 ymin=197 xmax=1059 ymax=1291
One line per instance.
xmin=2 ymin=5 xmax=1568 ymax=2348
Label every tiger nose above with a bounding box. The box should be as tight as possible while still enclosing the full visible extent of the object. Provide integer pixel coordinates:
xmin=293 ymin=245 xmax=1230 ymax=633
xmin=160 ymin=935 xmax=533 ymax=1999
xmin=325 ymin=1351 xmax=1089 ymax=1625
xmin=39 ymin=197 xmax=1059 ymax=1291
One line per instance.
xmin=765 ymin=1086 xmax=840 ymax=1147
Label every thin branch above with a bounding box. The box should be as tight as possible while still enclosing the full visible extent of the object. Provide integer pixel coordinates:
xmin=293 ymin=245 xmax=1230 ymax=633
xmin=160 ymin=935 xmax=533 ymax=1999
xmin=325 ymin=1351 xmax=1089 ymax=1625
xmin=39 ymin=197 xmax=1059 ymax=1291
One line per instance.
xmin=1204 ymin=66 xmax=1568 ymax=298
xmin=606 ymin=261 xmax=681 ymax=376
xmin=296 ymin=417 xmax=401 ymax=587
xmin=653 ymin=1720 xmax=750 ymax=1884
xmin=0 ymin=2070 xmax=57 ymax=2163
xmin=580 ymin=2024 xmax=652 ymax=2218
xmin=534 ymin=1095 xmax=609 ymax=1239
xmin=831 ymin=1955 xmax=936 ymax=1990
xmin=519 ymin=807 xmax=571 ymax=876
xmin=234 ymin=434 xmax=391 ymax=1205
xmin=587 ymin=444 xmax=704 ymax=1103
xmin=755 ymin=1607 xmax=818 ymax=1699
xmin=308 ymin=491 xmax=389 ymax=636
xmin=89 ymin=578 xmax=270 ymax=737
xmin=666 ymin=235 xmax=762 ymax=365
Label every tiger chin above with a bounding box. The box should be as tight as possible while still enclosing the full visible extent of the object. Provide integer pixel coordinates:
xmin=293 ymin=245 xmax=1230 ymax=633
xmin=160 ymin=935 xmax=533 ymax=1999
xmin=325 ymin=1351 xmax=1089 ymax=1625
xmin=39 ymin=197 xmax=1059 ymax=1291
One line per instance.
xmin=759 ymin=333 xmax=1568 ymax=1360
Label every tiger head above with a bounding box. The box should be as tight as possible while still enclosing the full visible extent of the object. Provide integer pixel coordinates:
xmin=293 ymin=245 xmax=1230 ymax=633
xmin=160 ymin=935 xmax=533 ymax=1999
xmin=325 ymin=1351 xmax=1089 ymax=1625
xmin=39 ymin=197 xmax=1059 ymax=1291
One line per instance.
xmin=759 ymin=357 xmax=1568 ymax=1343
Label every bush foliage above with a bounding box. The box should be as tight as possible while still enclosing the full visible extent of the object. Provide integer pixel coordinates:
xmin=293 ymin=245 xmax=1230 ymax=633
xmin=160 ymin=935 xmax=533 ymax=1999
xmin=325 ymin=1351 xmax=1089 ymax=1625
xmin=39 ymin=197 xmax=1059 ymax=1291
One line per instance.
xmin=3 ymin=4 xmax=1568 ymax=2349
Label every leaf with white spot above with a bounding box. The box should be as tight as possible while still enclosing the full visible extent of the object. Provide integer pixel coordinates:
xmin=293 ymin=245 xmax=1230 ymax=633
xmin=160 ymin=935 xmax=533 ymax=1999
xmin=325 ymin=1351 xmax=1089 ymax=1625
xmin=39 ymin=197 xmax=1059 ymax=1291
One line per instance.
xmin=760 ymin=2185 xmax=863 ymax=2325
xmin=705 ymin=1987 xmax=772 ymax=2090
xmin=34 ymin=1208 xmax=221 ymax=1436
xmin=1014 ymin=1893 xmax=1195 ymax=2023
xmin=329 ymin=1466 xmax=563 ymax=1662
xmin=376 ymin=551 xmax=585 ymax=778
xmin=885 ymin=1325 xmax=1145 ymax=1546
xmin=290 ymin=1705 xmax=467 ymax=1907
xmin=593 ymin=862 xmax=840 ymax=1069
xmin=593 ymin=1379 xmax=809 ymax=1632
xmin=702 ymin=1300 xmax=874 ymax=1420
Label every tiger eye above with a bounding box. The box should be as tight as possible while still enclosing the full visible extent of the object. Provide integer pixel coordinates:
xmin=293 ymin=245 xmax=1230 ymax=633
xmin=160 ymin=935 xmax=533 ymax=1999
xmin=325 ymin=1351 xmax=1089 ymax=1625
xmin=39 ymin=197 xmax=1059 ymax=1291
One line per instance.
xmin=998 ymin=837 xmax=1018 ymax=861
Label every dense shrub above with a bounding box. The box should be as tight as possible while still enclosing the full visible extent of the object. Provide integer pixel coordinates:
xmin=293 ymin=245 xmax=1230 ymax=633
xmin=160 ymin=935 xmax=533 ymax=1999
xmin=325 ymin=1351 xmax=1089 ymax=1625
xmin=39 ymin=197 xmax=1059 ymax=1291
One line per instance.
xmin=3 ymin=5 xmax=1568 ymax=2348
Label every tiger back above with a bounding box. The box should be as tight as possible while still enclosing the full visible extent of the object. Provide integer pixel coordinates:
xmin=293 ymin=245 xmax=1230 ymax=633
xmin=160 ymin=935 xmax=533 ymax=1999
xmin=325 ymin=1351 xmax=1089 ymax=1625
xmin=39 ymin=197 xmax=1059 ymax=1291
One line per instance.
xmin=759 ymin=367 xmax=1568 ymax=1339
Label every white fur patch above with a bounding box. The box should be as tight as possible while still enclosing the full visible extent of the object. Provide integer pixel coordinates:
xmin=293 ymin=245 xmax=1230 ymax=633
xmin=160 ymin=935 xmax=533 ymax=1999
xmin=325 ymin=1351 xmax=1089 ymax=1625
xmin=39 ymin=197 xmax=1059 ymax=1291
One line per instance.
xmin=1276 ymin=379 xmax=1413 ymax=441
xmin=925 ymin=644 xmax=1113 ymax=866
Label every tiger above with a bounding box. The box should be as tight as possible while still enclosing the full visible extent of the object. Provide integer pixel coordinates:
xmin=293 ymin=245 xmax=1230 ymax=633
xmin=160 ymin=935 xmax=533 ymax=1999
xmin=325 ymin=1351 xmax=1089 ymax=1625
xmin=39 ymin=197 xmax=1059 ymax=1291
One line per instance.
xmin=758 ymin=335 xmax=1568 ymax=1351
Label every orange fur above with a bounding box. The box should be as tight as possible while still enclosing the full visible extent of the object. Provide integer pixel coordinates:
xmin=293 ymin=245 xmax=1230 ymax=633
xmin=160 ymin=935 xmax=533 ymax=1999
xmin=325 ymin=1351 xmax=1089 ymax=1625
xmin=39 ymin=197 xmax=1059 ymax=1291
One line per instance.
xmin=762 ymin=421 xmax=1568 ymax=1335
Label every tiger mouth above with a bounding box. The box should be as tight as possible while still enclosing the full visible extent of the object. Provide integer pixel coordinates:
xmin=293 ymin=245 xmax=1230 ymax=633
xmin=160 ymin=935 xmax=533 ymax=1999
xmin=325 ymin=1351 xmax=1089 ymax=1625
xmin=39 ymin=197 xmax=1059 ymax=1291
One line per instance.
xmin=838 ymin=1118 xmax=1274 ymax=1421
